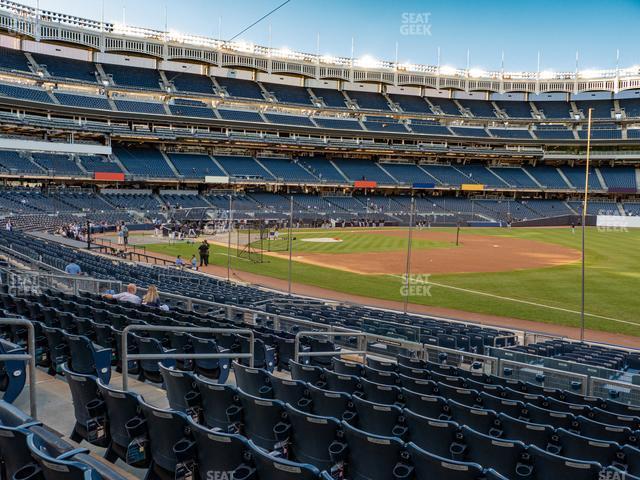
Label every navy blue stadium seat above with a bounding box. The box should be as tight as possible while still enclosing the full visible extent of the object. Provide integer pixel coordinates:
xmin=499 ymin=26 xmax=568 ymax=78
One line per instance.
xmin=96 ymin=380 xmax=143 ymax=464
xmin=249 ymin=439 xmax=328 ymax=479
xmin=193 ymin=377 xmax=240 ymax=431
xmin=64 ymin=333 xmax=112 ymax=384
xmin=233 ymin=361 xmax=273 ymax=398
xmin=160 ymin=364 xmax=199 ymax=413
xmin=459 ymin=425 xmax=532 ymax=478
xmin=138 ymin=399 xmax=191 ymax=477
xmin=555 ymin=428 xmax=622 ymax=466
xmin=407 ymin=442 xmax=486 ymax=480
xmin=268 ymin=373 xmax=310 ymax=410
xmin=527 ymin=445 xmax=604 ymax=480
xmin=237 ymin=390 xmax=290 ymax=451
xmin=349 ymin=396 xmax=406 ymax=437
xmin=285 ymin=404 xmax=343 ymax=472
xmin=187 ymin=417 xmax=254 ymax=479
xmin=342 ymin=421 xmax=408 ymax=480
xmin=498 ymin=414 xmax=557 ymax=451
xmin=307 ymin=383 xmax=354 ymax=420
xmin=404 ymin=409 xmax=460 ymax=458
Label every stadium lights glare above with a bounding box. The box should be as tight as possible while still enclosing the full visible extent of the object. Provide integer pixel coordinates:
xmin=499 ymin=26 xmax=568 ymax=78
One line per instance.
xmin=468 ymin=68 xmax=487 ymax=78
xmin=319 ymin=54 xmax=338 ymax=64
xmin=439 ymin=65 xmax=457 ymax=76
xmin=355 ymin=55 xmax=382 ymax=69
xmin=230 ymin=40 xmax=255 ymax=53
xmin=579 ymin=69 xmax=602 ymax=79
xmin=539 ymin=70 xmax=555 ymax=80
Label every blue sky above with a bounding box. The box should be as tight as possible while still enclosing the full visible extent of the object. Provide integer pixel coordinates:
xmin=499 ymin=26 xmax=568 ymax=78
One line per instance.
xmin=24 ymin=0 xmax=640 ymax=72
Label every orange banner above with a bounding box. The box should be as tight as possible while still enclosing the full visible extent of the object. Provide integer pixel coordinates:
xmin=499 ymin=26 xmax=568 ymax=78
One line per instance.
xmin=461 ymin=183 xmax=484 ymax=191
xmin=354 ymin=180 xmax=377 ymax=188
xmin=94 ymin=172 xmax=125 ymax=181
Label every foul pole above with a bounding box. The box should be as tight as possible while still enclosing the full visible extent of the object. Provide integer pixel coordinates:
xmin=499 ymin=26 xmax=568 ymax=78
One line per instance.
xmin=287 ymin=196 xmax=294 ymax=295
xmin=580 ymin=108 xmax=593 ymax=342
xmin=227 ymin=194 xmax=233 ymax=282
xmin=403 ymin=196 xmax=416 ymax=314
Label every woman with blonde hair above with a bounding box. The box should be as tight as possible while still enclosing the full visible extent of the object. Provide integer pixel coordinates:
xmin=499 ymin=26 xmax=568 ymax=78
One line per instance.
xmin=142 ymin=285 xmax=161 ymax=307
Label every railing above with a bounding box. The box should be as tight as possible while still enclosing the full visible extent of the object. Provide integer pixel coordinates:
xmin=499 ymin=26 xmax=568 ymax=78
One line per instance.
xmin=589 ymin=377 xmax=640 ymax=406
xmin=121 ymin=325 xmax=255 ymax=391
xmin=94 ymin=244 xmax=174 ymax=266
xmin=499 ymin=358 xmax=589 ymax=395
xmin=423 ymin=343 xmax=499 ymax=377
xmin=294 ymin=331 xmax=369 ymax=363
xmin=0 ymin=318 xmax=37 ymax=418
xmin=487 ymin=346 xmax=639 ymax=384
xmin=1 ymin=266 xmax=121 ymax=296
xmin=4 ymin=263 xmax=639 ymax=402
xmin=91 ymin=237 xmax=147 ymax=256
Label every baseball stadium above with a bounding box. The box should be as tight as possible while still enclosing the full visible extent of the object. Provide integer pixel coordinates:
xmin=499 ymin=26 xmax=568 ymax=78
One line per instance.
xmin=0 ymin=1 xmax=637 ymax=479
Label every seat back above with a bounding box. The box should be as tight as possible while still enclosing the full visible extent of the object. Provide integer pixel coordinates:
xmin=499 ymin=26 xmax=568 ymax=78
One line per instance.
xmin=342 ymin=422 xmax=406 ymax=480
xmin=249 ymin=439 xmax=322 ymax=480
xmin=286 ymin=404 xmax=341 ymax=471
xmin=404 ymin=408 xmax=459 ymax=458
xmin=407 ymin=442 xmax=484 ymax=480
xmin=160 ymin=364 xmax=197 ymax=412
xmin=138 ymin=399 xmax=190 ymax=474
xmin=194 ymin=377 xmax=239 ymax=431
xmin=237 ymin=390 xmax=288 ymax=451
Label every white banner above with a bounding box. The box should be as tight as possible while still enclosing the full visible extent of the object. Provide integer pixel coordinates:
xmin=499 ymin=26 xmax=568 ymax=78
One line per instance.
xmin=205 ymin=176 xmax=230 ymax=184
xmin=596 ymin=215 xmax=640 ymax=228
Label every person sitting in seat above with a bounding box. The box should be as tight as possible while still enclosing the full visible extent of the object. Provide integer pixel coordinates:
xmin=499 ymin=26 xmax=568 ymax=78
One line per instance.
xmin=103 ymin=283 xmax=141 ymax=305
xmin=175 ymin=255 xmax=185 ymax=268
xmin=64 ymin=262 xmax=82 ymax=275
xmin=142 ymin=285 xmax=161 ymax=307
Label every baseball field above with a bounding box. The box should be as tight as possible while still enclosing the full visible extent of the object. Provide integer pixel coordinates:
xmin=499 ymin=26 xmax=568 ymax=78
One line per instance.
xmin=136 ymin=227 xmax=640 ymax=338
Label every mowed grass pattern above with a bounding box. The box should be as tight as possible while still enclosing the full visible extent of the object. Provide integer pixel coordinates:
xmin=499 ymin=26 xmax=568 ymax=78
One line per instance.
xmin=142 ymin=227 xmax=640 ymax=337
xmin=252 ymin=231 xmax=450 ymax=254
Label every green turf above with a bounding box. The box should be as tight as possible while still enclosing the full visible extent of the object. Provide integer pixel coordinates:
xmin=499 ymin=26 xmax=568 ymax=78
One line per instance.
xmin=141 ymin=227 xmax=640 ymax=337
xmin=250 ymin=231 xmax=451 ymax=254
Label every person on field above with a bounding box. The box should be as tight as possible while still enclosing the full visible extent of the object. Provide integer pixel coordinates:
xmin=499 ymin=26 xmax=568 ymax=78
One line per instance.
xmin=198 ymin=239 xmax=210 ymax=267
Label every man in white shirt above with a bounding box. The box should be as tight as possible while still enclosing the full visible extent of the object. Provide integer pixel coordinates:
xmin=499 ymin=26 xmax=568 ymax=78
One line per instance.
xmin=103 ymin=283 xmax=142 ymax=305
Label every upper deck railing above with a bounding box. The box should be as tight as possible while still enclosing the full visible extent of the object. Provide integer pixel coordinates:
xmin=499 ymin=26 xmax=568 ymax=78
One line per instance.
xmin=0 ymin=0 xmax=638 ymax=94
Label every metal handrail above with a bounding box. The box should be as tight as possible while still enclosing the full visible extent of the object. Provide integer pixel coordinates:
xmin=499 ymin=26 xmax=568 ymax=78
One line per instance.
xmin=0 ymin=318 xmax=37 ymax=418
xmin=121 ymin=325 xmax=255 ymax=391
xmin=294 ymin=331 xmax=370 ymax=363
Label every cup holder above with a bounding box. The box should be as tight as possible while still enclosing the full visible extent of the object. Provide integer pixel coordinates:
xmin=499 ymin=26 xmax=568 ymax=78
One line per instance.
xmin=392 ymin=463 xmax=412 ymax=479
xmin=231 ymin=465 xmax=254 ymax=480
xmin=12 ymin=464 xmax=43 ymax=480
xmin=125 ymin=416 xmax=146 ymax=438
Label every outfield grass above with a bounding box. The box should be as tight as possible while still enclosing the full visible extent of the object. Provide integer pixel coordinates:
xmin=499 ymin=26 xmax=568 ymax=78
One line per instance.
xmin=141 ymin=227 xmax=640 ymax=337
